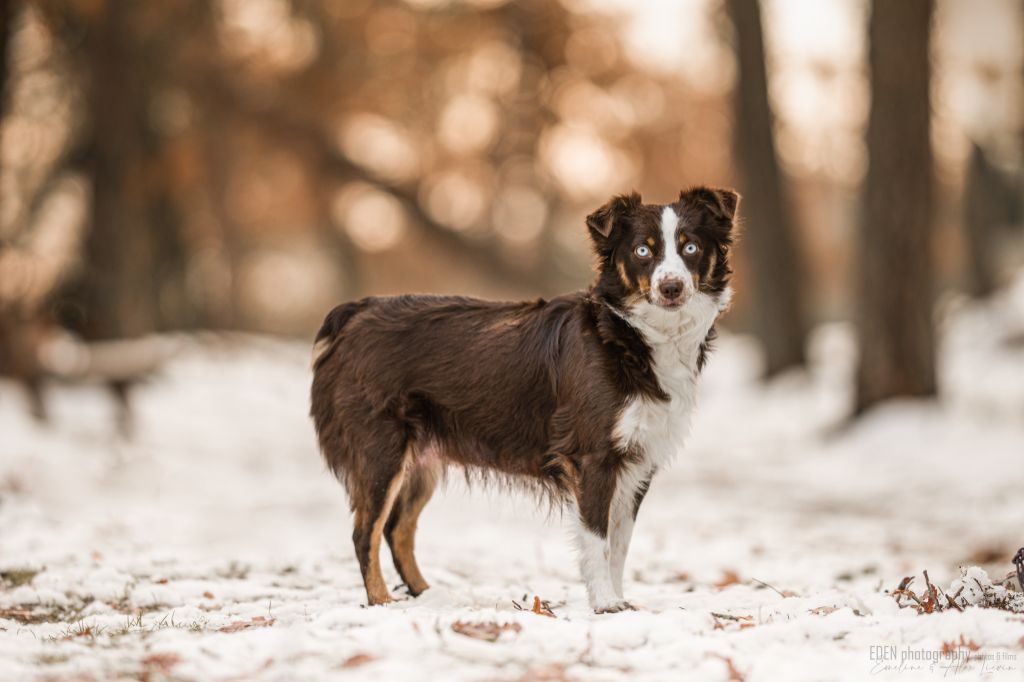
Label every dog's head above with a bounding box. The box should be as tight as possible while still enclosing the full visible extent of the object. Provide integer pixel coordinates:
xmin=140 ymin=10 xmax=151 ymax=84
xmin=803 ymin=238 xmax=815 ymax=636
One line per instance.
xmin=586 ymin=187 xmax=738 ymax=310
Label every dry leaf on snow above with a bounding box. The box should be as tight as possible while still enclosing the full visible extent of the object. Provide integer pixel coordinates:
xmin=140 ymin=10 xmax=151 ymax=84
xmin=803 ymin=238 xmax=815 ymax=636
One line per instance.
xmin=451 ymin=621 xmax=522 ymax=642
xmin=219 ymin=616 xmax=276 ymax=633
xmin=531 ymin=596 xmax=555 ymax=618
xmin=716 ymin=570 xmax=742 ymax=589
xmin=941 ymin=635 xmax=980 ymax=653
xmin=711 ymin=612 xmax=754 ymax=631
xmin=707 ymin=653 xmax=745 ymax=681
xmin=141 ymin=653 xmax=181 ymax=672
xmin=341 ymin=654 xmax=376 ymax=668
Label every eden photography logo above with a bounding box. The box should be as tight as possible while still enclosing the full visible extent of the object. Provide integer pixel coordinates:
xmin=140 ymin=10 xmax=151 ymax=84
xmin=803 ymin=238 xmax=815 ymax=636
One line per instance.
xmin=869 ymin=644 xmax=1019 ymax=676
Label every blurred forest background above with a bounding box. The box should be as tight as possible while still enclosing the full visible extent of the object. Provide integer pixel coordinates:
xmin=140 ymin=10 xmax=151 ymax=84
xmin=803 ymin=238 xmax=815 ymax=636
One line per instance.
xmin=0 ymin=0 xmax=1022 ymax=418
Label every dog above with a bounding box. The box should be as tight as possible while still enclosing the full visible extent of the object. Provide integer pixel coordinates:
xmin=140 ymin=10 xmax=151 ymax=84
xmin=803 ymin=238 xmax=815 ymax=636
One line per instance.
xmin=310 ymin=187 xmax=738 ymax=613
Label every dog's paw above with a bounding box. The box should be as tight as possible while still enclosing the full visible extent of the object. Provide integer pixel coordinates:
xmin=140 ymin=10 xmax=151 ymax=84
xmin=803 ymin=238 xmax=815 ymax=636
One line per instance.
xmin=594 ymin=601 xmax=635 ymax=614
xmin=366 ymin=593 xmax=394 ymax=607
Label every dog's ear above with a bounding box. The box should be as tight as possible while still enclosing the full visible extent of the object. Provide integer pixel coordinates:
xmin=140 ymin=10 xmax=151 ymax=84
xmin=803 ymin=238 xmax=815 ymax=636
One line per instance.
xmin=586 ymin=191 xmax=641 ymax=245
xmin=679 ymin=186 xmax=740 ymax=227
xmin=682 ymin=187 xmax=738 ymax=291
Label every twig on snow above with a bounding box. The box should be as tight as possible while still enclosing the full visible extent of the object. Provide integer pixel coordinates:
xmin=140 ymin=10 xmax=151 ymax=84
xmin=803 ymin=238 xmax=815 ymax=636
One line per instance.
xmin=749 ymin=577 xmax=788 ymax=599
xmin=923 ymin=570 xmax=940 ymax=613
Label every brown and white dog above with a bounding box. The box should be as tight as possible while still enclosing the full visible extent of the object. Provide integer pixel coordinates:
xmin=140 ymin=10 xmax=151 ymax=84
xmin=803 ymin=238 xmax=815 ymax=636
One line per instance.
xmin=310 ymin=187 xmax=738 ymax=613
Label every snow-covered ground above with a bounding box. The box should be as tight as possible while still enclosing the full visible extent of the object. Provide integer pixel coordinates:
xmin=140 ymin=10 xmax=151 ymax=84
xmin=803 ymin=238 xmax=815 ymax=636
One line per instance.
xmin=2 ymin=281 xmax=1023 ymax=682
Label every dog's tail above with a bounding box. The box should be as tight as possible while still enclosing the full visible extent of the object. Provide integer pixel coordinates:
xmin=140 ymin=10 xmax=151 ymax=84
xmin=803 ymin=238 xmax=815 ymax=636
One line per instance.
xmin=311 ymin=299 xmax=370 ymax=369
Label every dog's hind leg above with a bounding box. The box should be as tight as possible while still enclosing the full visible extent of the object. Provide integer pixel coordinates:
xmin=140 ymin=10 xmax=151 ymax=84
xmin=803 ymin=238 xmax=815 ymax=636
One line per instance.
xmin=384 ymin=463 xmax=438 ymax=597
xmin=351 ymin=441 xmax=410 ymax=606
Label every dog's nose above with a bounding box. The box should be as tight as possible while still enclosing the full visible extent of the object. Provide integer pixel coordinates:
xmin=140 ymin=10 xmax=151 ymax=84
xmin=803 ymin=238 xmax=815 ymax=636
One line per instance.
xmin=658 ymin=279 xmax=684 ymax=302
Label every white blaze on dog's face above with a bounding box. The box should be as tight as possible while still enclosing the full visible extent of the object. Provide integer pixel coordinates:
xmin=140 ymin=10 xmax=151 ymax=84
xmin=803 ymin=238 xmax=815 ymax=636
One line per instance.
xmin=649 ymin=206 xmax=693 ymax=308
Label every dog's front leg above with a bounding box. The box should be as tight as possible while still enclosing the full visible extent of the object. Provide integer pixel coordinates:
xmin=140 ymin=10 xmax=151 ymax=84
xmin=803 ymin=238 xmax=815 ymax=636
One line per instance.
xmin=608 ymin=465 xmax=653 ymax=599
xmin=571 ymin=459 xmax=633 ymax=613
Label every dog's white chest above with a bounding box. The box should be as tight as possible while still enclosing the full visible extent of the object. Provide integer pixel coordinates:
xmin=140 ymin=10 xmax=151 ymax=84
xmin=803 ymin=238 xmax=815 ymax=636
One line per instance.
xmin=612 ymin=292 xmax=726 ymax=467
xmin=613 ymin=345 xmax=699 ymax=469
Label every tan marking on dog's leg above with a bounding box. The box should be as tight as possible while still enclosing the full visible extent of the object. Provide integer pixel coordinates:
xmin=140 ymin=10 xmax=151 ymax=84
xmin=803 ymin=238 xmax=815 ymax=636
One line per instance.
xmin=363 ymin=462 xmax=408 ymax=605
xmin=388 ymin=470 xmax=436 ymax=596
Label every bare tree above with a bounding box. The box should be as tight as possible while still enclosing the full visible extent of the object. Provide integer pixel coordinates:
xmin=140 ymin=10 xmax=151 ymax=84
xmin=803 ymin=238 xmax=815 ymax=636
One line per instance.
xmin=71 ymin=4 xmax=204 ymax=339
xmin=963 ymin=141 xmax=1014 ymax=298
xmin=725 ymin=0 xmax=808 ymax=377
xmin=855 ymin=0 xmax=936 ymax=413
xmin=0 ymin=0 xmax=11 ymax=191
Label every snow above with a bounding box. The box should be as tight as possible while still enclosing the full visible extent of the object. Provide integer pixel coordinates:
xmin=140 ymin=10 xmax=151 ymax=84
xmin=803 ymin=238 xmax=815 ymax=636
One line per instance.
xmin=948 ymin=567 xmax=1024 ymax=613
xmin=2 ymin=279 xmax=1024 ymax=681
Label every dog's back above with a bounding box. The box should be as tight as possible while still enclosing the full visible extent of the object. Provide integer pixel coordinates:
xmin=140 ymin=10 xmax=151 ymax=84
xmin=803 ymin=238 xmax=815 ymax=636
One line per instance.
xmin=311 ymin=295 xmax=584 ymax=485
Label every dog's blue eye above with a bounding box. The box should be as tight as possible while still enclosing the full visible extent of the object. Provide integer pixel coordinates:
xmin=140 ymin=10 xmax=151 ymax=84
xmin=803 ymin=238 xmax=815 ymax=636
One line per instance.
xmin=683 ymin=242 xmax=699 ymax=256
xmin=634 ymin=245 xmax=651 ymax=258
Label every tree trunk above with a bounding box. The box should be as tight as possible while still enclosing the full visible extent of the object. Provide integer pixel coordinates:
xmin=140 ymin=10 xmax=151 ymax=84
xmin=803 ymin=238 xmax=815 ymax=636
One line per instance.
xmin=1 ymin=0 xmax=12 ymax=191
xmin=855 ymin=0 xmax=936 ymax=413
xmin=0 ymin=0 xmax=10 ymax=107
xmin=725 ymin=0 xmax=808 ymax=377
xmin=76 ymin=4 xmax=193 ymax=339
xmin=962 ymin=142 xmax=1002 ymax=298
